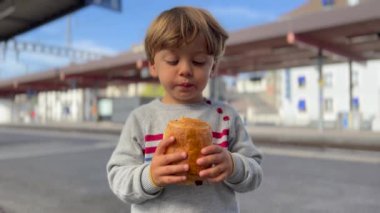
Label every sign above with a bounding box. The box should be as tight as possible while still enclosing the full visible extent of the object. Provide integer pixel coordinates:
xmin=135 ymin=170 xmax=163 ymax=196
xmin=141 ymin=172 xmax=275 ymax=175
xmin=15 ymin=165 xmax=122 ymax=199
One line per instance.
xmin=86 ymin=0 xmax=122 ymax=12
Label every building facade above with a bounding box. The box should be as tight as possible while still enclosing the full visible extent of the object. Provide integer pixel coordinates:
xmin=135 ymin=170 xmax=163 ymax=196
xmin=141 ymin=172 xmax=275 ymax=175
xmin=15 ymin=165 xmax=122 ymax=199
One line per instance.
xmin=277 ymin=60 xmax=380 ymax=130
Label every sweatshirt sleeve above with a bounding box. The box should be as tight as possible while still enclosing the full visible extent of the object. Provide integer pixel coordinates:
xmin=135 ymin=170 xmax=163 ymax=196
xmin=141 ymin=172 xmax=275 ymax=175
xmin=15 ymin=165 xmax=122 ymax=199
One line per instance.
xmin=223 ymin=112 xmax=263 ymax=192
xmin=107 ymin=113 xmax=163 ymax=204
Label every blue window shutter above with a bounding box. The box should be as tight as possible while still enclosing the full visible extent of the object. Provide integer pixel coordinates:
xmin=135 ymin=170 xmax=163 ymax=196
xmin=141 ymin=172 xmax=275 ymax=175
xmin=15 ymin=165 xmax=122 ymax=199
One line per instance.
xmin=321 ymin=0 xmax=335 ymax=6
xmin=298 ymin=99 xmax=306 ymax=111
xmin=298 ymin=76 xmax=306 ymax=87
xmin=352 ymin=97 xmax=359 ymax=109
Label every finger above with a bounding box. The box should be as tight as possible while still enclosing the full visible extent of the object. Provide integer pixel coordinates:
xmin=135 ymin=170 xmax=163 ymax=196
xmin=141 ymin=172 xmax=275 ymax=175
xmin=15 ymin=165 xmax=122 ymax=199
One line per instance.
xmin=157 ymin=164 xmax=189 ymax=176
xmin=197 ymin=153 xmax=224 ymax=167
xmin=154 ymin=175 xmax=186 ymax=187
xmin=199 ymin=164 xmax=225 ymax=178
xmin=155 ymin=136 xmax=175 ymax=155
xmin=207 ymin=172 xmax=228 ymax=183
xmin=201 ymin=144 xmax=223 ymax=155
xmin=159 ymin=175 xmax=187 ymax=185
xmin=158 ymin=152 xmax=187 ymax=166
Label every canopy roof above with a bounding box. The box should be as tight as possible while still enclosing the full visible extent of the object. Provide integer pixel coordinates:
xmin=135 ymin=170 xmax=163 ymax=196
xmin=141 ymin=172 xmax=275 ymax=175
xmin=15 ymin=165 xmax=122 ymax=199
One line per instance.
xmin=219 ymin=0 xmax=380 ymax=74
xmin=0 ymin=0 xmax=88 ymax=42
xmin=1 ymin=0 xmax=380 ymax=97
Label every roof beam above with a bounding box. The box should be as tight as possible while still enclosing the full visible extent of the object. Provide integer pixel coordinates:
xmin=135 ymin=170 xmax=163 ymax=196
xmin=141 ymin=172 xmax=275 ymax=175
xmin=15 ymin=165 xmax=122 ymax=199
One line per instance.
xmin=287 ymin=32 xmax=366 ymax=62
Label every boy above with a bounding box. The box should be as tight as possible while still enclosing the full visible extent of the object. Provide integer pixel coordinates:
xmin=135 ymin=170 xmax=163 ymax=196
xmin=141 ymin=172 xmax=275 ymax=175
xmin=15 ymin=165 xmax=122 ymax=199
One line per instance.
xmin=107 ymin=6 xmax=263 ymax=213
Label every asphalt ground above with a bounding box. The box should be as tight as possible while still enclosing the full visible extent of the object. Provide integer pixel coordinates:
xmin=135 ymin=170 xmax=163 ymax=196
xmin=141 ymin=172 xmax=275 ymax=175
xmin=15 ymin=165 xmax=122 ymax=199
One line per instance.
xmin=1 ymin=127 xmax=379 ymax=213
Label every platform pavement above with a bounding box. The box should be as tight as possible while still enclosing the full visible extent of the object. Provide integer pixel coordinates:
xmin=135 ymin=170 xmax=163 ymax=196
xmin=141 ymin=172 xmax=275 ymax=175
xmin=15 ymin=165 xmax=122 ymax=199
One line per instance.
xmin=1 ymin=122 xmax=380 ymax=151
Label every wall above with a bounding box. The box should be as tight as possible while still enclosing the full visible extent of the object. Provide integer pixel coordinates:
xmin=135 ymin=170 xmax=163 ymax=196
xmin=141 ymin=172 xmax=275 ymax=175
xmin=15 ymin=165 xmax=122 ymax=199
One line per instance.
xmin=37 ymin=89 xmax=84 ymax=123
xmin=0 ymin=99 xmax=12 ymax=123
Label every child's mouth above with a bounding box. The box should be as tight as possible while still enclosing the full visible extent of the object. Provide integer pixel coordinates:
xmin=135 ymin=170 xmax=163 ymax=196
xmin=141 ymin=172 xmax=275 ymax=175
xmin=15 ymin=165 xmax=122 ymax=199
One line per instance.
xmin=177 ymin=83 xmax=194 ymax=88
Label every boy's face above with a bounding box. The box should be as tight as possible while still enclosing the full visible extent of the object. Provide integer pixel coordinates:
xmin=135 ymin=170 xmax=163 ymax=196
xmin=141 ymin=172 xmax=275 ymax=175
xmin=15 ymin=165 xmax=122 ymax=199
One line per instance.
xmin=149 ymin=35 xmax=215 ymax=104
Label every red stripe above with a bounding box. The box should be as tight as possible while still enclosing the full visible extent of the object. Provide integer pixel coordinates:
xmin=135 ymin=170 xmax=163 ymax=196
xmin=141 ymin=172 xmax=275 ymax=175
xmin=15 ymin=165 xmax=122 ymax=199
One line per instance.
xmin=218 ymin=141 xmax=229 ymax=148
xmin=144 ymin=147 xmax=157 ymax=154
xmin=212 ymin=129 xmax=229 ymax=138
xmin=145 ymin=134 xmax=163 ymax=142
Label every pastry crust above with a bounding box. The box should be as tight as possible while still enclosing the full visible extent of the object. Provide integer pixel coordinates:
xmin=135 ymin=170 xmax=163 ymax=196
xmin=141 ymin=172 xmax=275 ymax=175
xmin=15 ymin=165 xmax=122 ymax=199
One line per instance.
xmin=164 ymin=117 xmax=212 ymax=185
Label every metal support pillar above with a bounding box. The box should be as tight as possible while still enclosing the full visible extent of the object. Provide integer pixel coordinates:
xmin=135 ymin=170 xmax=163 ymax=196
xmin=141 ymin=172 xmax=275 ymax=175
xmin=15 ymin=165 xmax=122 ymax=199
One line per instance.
xmin=348 ymin=60 xmax=353 ymax=111
xmin=317 ymin=49 xmax=324 ymax=131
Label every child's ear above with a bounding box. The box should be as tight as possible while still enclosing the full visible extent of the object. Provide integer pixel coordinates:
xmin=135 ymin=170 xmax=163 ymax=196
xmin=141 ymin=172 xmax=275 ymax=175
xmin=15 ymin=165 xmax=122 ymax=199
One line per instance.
xmin=149 ymin=62 xmax=158 ymax=77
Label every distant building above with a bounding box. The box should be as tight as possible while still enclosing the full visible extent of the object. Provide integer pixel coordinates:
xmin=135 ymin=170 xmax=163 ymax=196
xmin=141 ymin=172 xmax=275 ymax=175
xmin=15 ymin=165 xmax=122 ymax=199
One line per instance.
xmin=0 ymin=99 xmax=12 ymax=123
xmin=277 ymin=60 xmax=380 ymax=130
xmin=227 ymin=71 xmax=281 ymax=126
xmin=37 ymin=89 xmax=85 ymax=123
xmin=277 ymin=0 xmax=380 ymax=130
xmin=229 ymin=0 xmax=380 ymax=131
xmin=281 ymin=0 xmax=370 ymax=19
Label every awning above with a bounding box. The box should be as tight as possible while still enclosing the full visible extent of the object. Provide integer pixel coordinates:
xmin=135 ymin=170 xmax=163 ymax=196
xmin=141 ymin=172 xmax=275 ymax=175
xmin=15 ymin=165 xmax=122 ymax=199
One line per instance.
xmin=0 ymin=0 xmax=88 ymax=42
xmin=1 ymin=0 xmax=380 ymax=96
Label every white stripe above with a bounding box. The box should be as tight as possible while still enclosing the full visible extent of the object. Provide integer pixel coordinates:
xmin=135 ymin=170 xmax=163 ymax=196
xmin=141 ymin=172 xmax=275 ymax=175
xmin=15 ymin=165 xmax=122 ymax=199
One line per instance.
xmin=0 ymin=127 xmax=117 ymax=140
xmin=212 ymin=135 xmax=228 ymax=144
xmin=144 ymin=153 xmax=154 ymax=159
xmin=260 ymin=147 xmax=380 ymax=164
xmin=0 ymin=143 xmax=116 ymax=160
xmin=145 ymin=140 xmax=160 ymax=148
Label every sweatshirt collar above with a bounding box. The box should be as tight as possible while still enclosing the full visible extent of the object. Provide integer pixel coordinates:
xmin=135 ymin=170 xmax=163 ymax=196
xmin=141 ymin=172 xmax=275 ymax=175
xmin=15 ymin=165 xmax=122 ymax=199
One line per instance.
xmin=153 ymin=98 xmax=208 ymax=110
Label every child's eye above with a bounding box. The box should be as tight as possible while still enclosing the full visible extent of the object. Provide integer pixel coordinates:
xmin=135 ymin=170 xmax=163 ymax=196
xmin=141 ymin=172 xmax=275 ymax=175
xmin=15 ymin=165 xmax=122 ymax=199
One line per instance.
xmin=166 ymin=60 xmax=178 ymax=65
xmin=193 ymin=61 xmax=206 ymax=66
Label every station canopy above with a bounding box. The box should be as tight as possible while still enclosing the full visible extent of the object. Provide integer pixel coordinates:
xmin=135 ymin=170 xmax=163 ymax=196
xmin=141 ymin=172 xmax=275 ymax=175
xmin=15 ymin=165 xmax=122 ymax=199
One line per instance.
xmin=0 ymin=0 xmax=380 ymax=97
xmin=0 ymin=0 xmax=90 ymax=42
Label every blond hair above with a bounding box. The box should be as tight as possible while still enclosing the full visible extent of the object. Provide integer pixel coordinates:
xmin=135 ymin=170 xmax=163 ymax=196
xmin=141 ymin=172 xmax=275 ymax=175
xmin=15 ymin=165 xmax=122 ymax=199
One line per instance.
xmin=144 ymin=6 xmax=229 ymax=64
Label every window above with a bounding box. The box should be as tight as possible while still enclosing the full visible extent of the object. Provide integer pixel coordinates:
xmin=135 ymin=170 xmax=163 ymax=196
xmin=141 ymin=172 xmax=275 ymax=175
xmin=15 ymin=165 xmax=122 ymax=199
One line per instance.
xmin=298 ymin=76 xmax=306 ymax=88
xmin=250 ymin=76 xmax=262 ymax=82
xmin=352 ymin=97 xmax=359 ymax=111
xmin=324 ymin=73 xmax=333 ymax=88
xmin=352 ymin=71 xmax=359 ymax=87
xmin=298 ymin=99 xmax=307 ymax=112
xmin=324 ymin=98 xmax=333 ymax=112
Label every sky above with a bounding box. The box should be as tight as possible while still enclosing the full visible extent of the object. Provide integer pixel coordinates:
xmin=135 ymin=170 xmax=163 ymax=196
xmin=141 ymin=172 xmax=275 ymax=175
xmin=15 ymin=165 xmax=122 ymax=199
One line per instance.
xmin=0 ymin=0 xmax=306 ymax=79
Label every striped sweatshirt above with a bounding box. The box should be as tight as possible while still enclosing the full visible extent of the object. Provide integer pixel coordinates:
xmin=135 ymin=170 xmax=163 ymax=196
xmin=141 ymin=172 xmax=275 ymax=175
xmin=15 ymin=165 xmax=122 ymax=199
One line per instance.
xmin=107 ymin=98 xmax=263 ymax=213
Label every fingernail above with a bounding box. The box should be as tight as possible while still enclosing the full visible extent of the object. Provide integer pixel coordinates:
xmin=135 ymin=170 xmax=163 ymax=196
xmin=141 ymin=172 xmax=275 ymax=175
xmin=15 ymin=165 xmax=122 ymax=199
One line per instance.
xmin=182 ymin=152 xmax=187 ymax=158
xmin=184 ymin=164 xmax=189 ymax=171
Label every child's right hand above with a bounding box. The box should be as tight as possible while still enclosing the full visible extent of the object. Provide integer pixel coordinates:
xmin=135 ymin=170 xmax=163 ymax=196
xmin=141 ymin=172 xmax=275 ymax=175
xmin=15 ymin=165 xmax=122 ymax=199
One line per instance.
xmin=150 ymin=136 xmax=189 ymax=187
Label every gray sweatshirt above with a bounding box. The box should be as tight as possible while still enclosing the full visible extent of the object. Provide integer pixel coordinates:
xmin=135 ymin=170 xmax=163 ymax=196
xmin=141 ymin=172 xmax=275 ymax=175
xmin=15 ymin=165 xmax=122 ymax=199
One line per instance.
xmin=107 ymin=98 xmax=263 ymax=213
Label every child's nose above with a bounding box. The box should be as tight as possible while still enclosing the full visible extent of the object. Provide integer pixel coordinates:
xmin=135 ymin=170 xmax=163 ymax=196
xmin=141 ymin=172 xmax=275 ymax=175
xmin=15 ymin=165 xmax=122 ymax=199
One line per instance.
xmin=178 ymin=61 xmax=193 ymax=77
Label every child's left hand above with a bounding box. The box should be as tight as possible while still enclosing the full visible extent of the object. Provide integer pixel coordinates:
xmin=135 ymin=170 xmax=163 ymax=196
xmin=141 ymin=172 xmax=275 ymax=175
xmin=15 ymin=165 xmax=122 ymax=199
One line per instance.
xmin=196 ymin=145 xmax=234 ymax=183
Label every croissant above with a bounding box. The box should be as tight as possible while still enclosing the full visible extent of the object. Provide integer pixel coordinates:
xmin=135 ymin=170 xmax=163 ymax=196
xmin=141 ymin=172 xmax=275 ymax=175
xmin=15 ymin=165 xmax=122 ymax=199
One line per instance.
xmin=164 ymin=117 xmax=212 ymax=185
